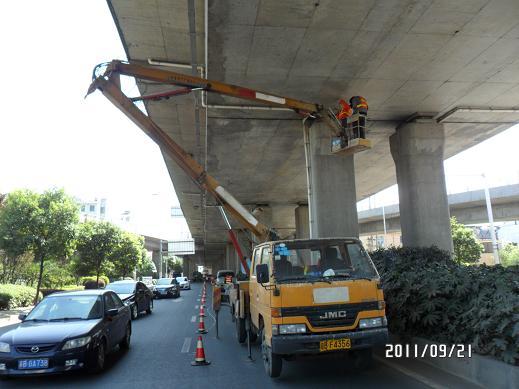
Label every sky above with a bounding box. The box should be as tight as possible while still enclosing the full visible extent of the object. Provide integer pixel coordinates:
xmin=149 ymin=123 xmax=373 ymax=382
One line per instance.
xmin=1 ymin=1 xmax=518 ymax=238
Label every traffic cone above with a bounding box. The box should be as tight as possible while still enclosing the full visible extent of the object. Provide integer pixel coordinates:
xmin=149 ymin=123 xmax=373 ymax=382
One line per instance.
xmin=197 ymin=315 xmax=208 ymax=334
xmin=191 ymin=336 xmax=211 ymax=366
xmin=199 ymin=304 xmax=206 ymax=317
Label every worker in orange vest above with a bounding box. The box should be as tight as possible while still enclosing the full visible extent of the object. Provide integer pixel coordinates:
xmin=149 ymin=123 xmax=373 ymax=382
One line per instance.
xmin=350 ymin=96 xmax=368 ymax=115
xmin=336 ymin=99 xmax=353 ymax=128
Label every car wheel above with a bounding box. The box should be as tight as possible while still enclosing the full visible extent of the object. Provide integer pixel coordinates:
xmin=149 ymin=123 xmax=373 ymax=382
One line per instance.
xmin=146 ymin=299 xmax=153 ymax=314
xmin=89 ymin=340 xmax=106 ymax=373
xmin=119 ymin=323 xmax=131 ymax=350
xmin=261 ymin=327 xmax=282 ymax=378
xmin=131 ymin=304 xmax=138 ymax=320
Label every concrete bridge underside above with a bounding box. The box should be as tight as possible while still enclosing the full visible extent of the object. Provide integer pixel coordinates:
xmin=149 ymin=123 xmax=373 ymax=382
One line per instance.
xmin=108 ymin=0 xmax=519 ymax=271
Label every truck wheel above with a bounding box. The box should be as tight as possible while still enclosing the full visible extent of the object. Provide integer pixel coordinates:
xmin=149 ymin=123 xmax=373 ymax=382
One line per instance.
xmin=261 ymin=328 xmax=282 ymax=378
xmin=236 ymin=317 xmax=247 ymax=343
xmin=353 ymin=348 xmax=373 ymax=369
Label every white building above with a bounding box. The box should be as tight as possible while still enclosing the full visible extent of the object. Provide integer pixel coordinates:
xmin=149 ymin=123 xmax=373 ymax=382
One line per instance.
xmin=79 ymin=198 xmax=107 ymax=222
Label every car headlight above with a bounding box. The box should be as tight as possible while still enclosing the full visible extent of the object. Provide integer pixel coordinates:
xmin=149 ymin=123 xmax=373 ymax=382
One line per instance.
xmin=359 ymin=316 xmax=387 ymax=329
xmin=0 ymin=342 xmax=10 ymax=353
xmin=272 ymin=324 xmax=307 ymax=335
xmin=62 ymin=336 xmax=92 ymax=350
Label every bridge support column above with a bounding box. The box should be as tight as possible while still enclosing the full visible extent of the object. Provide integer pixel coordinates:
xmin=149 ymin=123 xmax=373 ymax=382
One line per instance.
xmin=295 ymin=205 xmax=310 ymax=239
xmin=390 ymin=120 xmax=453 ymax=252
xmin=306 ymin=121 xmax=359 ymax=238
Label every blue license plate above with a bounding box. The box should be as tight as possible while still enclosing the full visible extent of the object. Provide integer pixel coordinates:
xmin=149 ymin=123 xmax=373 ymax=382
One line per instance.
xmin=18 ymin=359 xmax=49 ymax=370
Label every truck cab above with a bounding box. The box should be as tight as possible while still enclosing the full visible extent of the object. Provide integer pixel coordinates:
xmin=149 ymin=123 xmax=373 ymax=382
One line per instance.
xmin=236 ymin=238 xmax=388 ymax=377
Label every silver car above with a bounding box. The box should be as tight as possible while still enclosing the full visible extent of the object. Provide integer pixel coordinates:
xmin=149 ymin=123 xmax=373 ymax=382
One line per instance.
xmin=176 ymin=276 xmax=191 ymax=290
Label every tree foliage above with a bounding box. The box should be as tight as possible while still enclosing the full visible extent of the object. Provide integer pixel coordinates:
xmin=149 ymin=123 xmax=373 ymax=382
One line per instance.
xmin=451 ymin=217 xmax=483 ymax=264
xmin=137 ymin=250 xmax=155 ymax=277
xmin=0 ymin=189 xmax=79 ymax=302
xmin=500 ymin=243 xmax=519 ymax=267
xmin=110 ymin=231 xmax=145 ymax=280
xmin=75 ymin=221 xmax=121 ymax=285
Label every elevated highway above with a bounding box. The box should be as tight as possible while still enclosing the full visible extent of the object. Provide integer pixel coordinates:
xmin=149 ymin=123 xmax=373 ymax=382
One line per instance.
xmin=359 ymin=184 xmax=519 ymax=235
xmin=106 ymin=0 xmax=519 ymax=269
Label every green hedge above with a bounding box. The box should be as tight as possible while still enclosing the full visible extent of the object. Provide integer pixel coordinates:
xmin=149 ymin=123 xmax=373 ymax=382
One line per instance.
xmin=0 ymin=284 xmax=41 ymax=310
xmin=79 ymin=276 xmax=109 ymax=288
xmin=370 ymin=247 xmax=519 ymax=365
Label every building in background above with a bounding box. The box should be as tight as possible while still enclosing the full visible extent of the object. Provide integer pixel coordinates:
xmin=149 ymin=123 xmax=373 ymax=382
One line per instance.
xmin=79 ymin=198 xmax=107 ymax=222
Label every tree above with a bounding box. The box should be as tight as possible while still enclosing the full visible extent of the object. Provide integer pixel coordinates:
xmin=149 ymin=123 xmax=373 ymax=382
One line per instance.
xmin=451 ymin=217 xmax=484 ymax=264
xmin=0 ymin=189 xmax=79 ymax=302
xmin=499 ymin=243 xmax=519 ymax=267
xmin=75 ymin=221 xmax=121 ymax=285
xmin=137 ymin=250 xmax=155 ymax=277
xmin=110 ymin=232 xmax=145 ymax=279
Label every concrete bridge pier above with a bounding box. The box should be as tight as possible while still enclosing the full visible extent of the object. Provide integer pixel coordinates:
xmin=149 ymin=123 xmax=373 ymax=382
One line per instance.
xmin=295 ymin=205 xmax=310 ymax=239
xmin=390 ymin=119 xmax=453 ymax=253
xmin=306 ymin=121 xmax=359 ymax=238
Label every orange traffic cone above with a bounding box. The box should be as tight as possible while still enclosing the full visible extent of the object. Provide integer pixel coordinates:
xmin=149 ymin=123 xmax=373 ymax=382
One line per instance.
xmin=197 ymin=315 xmax=208 ymax=334
xmin=191 ymin=336 xmax=211 ymax=366
xmin=199 ymin=305 xmax=206 ymax=317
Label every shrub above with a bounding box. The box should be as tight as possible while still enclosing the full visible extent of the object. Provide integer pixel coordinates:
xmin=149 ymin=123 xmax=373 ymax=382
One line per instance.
xmin=370 ymin=247 xmax=519 ymax=365
xmin=79 ymin=275 xmax=109 ymax=288
xmin=0 ymin=284 xmax=42 ymax=310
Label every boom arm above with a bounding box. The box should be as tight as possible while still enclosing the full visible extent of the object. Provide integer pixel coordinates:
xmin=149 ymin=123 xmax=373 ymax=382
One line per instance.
xmin=88 ymin=67 xmax=275 ymax=242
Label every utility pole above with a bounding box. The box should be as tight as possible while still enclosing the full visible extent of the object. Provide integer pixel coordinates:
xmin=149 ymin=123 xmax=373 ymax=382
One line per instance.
xmin=382 ymin=205 xmax=387 ymax=248
xmin=482 ymin=174 xmax=500 ymax=265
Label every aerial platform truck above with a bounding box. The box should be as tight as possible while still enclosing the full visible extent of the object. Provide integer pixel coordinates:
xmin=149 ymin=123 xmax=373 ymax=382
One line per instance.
xmin=87 ymin=60 xmax=387 ymax=378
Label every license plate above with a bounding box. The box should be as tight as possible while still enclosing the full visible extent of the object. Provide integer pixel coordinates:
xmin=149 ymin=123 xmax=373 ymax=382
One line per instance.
xmin=18 ymin=359 xmax=49 ymax=370
xmin=160 ymin=290 xmax=167 ymax=294
xmin=319 ymin=338 xmax=351 ymax=352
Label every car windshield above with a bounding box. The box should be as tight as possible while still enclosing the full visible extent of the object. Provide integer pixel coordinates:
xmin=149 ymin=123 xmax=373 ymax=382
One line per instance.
xmin=176 ymin=277 xmax=187 ymax=283
xmin=272 ymin=240 xmax=378 ymax=283
xmin=157 ymin=278 xmax=174 ymax=285
xmin=106 ymin=283 xmax=135 ymax=294
xmin=26 ymin=295 xmax=103 ymax=321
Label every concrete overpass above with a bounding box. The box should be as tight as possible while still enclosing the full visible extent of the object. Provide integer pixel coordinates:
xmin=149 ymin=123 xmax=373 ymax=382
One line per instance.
xmin=359 ymin=184 xmax=519 ymax=235
xmin=106 ymin=0 xmax=519 ymax=272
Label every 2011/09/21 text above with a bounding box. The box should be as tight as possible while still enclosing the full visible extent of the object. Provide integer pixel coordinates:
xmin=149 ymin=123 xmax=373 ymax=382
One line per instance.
xmin=386 ymin=344 xmax=472 ymax=359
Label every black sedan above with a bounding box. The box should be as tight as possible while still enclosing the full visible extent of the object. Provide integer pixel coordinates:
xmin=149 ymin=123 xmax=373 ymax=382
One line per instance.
xmin=0 ymin=290 xmax=131 ymax=377
xmin=153 ymin=278 xmax=180 ymax=299
xmin=106 ymin=281 xmax=153 ymax=320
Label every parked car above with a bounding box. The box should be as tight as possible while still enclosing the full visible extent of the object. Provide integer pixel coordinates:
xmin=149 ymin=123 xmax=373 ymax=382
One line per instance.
xmin=106 ymin=281 xmax=153 ymax=320
xmin=176 ymin=276 xmax=191 ymax=290
xmin=153 ymin=278 xmax=180 ymax=298
xmin=0 ymin=290 xmax=131 ymax=377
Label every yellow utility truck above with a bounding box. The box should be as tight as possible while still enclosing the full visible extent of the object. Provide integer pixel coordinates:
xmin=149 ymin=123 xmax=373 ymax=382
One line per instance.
xmin=232 ymin=238 xmax=387 ymax=377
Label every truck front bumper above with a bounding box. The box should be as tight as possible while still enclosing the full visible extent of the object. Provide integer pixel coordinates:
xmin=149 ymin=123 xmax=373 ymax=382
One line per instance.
xmin=271 ymin=327 xmax=388 ymax=355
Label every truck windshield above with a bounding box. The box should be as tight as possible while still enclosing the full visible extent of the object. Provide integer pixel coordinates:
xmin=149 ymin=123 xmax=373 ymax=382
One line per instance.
xmin=272 ymin=241 xmax=378 ymax=282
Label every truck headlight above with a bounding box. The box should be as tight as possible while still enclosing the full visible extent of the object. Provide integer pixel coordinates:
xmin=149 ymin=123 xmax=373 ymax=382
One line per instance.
xmin=0 ymin=342 xmax=10 ymax=353
xmin=62 ymin=336 xmax=92 ymax=350
xmin=274 ymin=324 xmax=307 ymax=335
xmin=359 ymin=316 xmax=387 ymax=329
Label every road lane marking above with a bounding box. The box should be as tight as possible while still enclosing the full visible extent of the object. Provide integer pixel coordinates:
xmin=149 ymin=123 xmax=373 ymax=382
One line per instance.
xmin=195 ymin=305 xmax=199 ymax=309
xmin=191 ymin=315 xmax=196 ymax=322
xmin=197 ymin=298 xmax=200 ymax=302
xmin=181 ymin=337 xmax=191 ymax=353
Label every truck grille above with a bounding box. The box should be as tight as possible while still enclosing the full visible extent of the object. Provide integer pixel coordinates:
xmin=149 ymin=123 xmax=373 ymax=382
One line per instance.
xmin=281 ymin=301 xmax=379 ymax=328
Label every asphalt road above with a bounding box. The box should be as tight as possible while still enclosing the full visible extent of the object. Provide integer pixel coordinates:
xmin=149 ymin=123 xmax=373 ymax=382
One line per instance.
xmin=0 ymin=283 xmax=430 ymax=388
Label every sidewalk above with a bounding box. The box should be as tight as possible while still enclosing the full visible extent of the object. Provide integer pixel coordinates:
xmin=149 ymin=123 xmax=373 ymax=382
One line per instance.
xmin=0 ymin=306 xmax=33 ymax=328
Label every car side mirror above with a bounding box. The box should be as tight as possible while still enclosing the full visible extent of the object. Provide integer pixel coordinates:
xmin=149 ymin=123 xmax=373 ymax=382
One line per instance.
xmin=256 ymin=264 xmax=269 ymax=284
xmin=106 ymin=308 xmax=119 ymax=318
xmin=18 ymin=314 xmax=27 ymax=321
